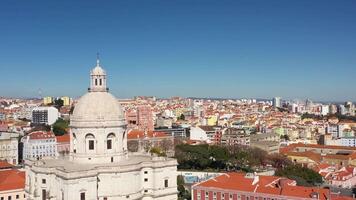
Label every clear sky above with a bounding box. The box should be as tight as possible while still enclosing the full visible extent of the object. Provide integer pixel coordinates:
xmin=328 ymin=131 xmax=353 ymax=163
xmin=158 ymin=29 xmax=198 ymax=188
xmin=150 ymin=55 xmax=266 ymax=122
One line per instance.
xmin=0 ymin=0 xmax=355 ymax=101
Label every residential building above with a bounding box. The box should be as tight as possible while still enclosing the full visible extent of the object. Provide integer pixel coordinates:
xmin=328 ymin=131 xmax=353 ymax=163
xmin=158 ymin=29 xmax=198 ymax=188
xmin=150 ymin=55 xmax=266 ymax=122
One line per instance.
xmin=22 ymin=131 xmax=57 ymax=160
xmin=272 ymin=97 xmax=281 ymax=108
xmin=251 ymin=141 xmax=280 ymax=154
xmin=60 ymin=96 xmax=71 ymax=106
xmin=0 ymin=132 xmax=19 ymax=165
xmin=56 ymin=134 xmax=70 ymax=155
xmin=127 ymin=129 xmax=175 ymax=156
xmin=0 ymin=164 xmax=26 ymax=200
xmin=221 ymin=128 xmax=250 ymax=146
xmin=315 ymin=164 xmax=356 ymax=189
xmin=31 ymin=106 xmax=59 ymax=125
xmin=137 ymin=105 xmax=154 ymax=131
xmin=43 ymin=96 xmax=53 ymax=105
xmin=192 ymin=172 xmax=343 ymax=200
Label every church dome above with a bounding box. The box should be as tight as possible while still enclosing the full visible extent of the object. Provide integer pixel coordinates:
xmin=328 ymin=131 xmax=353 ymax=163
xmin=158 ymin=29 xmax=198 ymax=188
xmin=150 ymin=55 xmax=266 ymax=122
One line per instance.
xmin=71 ymin=92 xmax=124 ymax=124
xmin=70 ymin=58 xmax=125 ymax=127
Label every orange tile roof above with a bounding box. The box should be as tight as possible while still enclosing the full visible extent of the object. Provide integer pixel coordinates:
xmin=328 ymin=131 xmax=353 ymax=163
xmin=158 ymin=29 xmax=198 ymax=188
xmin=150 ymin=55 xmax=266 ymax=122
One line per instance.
xmin=0 ymin=169 xmax=25 ymax=191
xmin=127 ymin=129 xmax=169 ymax=139
xmin=56 ymin=134 xmax=70 ymax=143
xmin=0 ymin=160 xmax=13 ymax=169
xmin=28 ymin=131 xmax=55 ymax=140
xmin=194 ymin=172 xmax=330 ymax=199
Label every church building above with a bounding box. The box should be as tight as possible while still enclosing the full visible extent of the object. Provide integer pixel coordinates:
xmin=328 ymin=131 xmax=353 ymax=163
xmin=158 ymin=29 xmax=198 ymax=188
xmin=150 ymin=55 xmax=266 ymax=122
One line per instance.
xmin=25 ymin=58 xmax=178 ymax=200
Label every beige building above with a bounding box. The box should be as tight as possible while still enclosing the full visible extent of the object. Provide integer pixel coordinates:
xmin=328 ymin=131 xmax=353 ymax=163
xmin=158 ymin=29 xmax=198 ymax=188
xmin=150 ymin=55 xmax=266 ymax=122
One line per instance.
xmin=0 ymin=132 xmax=19 ymax=165
xmin=250 ymin=141 xmax=280 ymax=154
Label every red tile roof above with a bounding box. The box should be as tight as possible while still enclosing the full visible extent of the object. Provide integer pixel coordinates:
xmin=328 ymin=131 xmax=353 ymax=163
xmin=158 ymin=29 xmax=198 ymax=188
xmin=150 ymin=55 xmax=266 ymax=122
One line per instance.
xmin=0 ymin=160 xmax=13 ymax=169
xmin=193 ymin=172 xmax=330 ymax=200
xmin=28 ymin=131 xmax=55 ymax=140
xmin=56 ymin=134 xmax=70 ymax=143
xmin=0 ymin=169 xmax=25 ymax=191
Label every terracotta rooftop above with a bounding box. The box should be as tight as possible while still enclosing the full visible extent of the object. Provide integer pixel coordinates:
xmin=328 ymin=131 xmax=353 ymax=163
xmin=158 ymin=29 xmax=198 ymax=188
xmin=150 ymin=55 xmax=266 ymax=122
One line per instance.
xmin=0 ymin=169 xmax=25 ymax=191
xmin=0 ymin=160 xmax=13 ymax=169
xmin=193 ymin=172 xmax=330 ymax=200
xmin=56 ymin=134 xmax=70 ymax=143
xmin=28 ymin=131 xmax=55 ymax=140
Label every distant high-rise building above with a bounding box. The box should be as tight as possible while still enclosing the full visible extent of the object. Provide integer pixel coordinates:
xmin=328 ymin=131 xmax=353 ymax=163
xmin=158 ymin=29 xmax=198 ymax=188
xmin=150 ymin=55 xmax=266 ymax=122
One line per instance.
xmin=31 ymin=106 xmax=59 ymax=125
xmin=43 ymin=96 xmax=53 ymax=105
xmin=320 ymin=105 xmax=329 ymax=116
xmin=137 ymin=105 xmax=154 ymax=131
xmin=345 ymin=101 xmax=355 ymax=116
xmin=329 ymin=104 xmax=338 ymax=114
xmin=272 ymin=97 xmax=281 ymax=108
xmin=60 ymin=96 xmax=71 ymax=106
xmin=338 ymin=105 xmax=347 ymax=115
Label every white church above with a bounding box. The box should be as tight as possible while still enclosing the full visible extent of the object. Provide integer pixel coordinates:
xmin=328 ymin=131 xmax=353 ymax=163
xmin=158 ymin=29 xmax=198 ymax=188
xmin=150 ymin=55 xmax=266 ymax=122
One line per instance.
xmin=25 ymin=59 xmax=178 ymax=200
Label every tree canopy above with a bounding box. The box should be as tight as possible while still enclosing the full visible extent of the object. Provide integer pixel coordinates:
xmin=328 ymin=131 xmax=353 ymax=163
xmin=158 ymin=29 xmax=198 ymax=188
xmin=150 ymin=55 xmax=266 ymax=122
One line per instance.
xmin=52 ymin=118 xmax=69 ymax=136
xmin=275 ymin=165 xmax=323 ymax=186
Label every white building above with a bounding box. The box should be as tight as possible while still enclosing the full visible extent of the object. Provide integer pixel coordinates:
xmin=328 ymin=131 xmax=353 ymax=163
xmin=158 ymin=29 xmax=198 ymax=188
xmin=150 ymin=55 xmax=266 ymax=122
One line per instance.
xmin=341 ymin=137 xmax=356 ymax=147
xmin=31 ymin=106 xmax=59 ymax=125
xmin=320 ymin=105 xmax=329 ymax=116
xmin=0 ymin=132 xmax=19 ymax=165
xmin=22 ymin=131 xmax=57 ymax=160
xmin=25 ymin=59 xmax=177 ymax=200
xmin=272 ymin=97 xmax=281 ymax=108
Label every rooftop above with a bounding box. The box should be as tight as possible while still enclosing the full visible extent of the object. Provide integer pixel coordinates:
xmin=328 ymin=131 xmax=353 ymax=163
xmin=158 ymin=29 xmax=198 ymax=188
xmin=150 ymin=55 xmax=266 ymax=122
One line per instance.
xmin=193 ymin=172 xmax=330 ymax=200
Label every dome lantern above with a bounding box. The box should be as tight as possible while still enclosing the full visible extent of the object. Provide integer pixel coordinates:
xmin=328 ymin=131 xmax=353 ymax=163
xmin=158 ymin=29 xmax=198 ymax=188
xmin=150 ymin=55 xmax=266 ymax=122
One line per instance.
xmin=89 ymin=55 xmax=108 ymax=92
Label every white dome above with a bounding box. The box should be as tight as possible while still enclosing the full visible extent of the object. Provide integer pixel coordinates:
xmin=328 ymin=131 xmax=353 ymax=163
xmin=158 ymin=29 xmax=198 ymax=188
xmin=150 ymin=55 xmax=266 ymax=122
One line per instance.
xmin=71 ymin=92 xmax=125 ymax=127
xmin=91 ymin=65 xmax=106 ymax=75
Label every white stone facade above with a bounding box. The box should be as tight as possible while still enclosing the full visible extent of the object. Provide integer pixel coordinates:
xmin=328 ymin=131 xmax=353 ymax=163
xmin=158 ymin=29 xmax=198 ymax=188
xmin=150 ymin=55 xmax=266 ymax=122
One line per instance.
xmin=25 ymin=59 xmax=178 ymax=200
xmin=0 ymin=132 xmax=19 ymax=165
xmin=22 ymin=131 xmax=57 ymax=160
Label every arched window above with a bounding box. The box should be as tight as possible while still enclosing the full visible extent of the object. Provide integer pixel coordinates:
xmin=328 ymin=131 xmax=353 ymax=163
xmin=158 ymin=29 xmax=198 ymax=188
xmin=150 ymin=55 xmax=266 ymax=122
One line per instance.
xmin=95 ymin=79 xmax=98 ymax=86
xmin=99 ymin=79 xmax=102 ymax=86
xmin=85 ymin=134 xmax=95 ymax=151
xmin=72 ymin=133 xmax=77 ymax=153
xmin=107 ymin=133 xmax=115 ymax=150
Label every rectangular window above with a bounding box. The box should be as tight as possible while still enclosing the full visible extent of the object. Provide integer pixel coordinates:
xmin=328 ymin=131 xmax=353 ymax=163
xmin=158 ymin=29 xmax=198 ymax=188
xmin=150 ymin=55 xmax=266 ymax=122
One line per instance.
xmin=42 ymin=179 xmax=46 ymax=184
xmin=42 ymin=189 xmax=46 ymax=200
xmin=99 ymin=79 xmax=102 ymax=86
xmin=80 ymin=192 xmax=85 ymax=200
xmin=144 ymin=178 xmax=148 ymax=182
xmin=164 ymin=179 xmax=168 ymax=188
xmin=107 ymin=140 xmax=112 ymax=149
xmin=89 ymin=140 xmax=94 ymax=150
xmin=16 ymin=195 xmax=19 ymax=199
xmin=144 ymin=171 xmax=148 ymax=174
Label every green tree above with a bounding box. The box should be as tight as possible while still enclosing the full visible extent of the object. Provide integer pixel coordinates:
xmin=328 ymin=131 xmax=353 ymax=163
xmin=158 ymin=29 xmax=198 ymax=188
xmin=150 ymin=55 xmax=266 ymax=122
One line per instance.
xmin=178 ymin=114 xmax=185 ymax=121
xmin=52 ymin=118 xmax=69 ymax=136
xmin=275 ymin=165 xmax=323 ymax=186
xmin=150 ymin=147 xmax=166 ymax=157
xmin=177 ymin=175 xmax=191 ymax=200
xmin=54 ymin=98 xmax=64 ymax=110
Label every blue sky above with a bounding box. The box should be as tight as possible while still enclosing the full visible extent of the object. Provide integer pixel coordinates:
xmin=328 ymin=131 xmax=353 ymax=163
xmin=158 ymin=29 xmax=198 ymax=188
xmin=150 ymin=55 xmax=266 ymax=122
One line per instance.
xmin=0 ymin=0 xmax=355 ymax=101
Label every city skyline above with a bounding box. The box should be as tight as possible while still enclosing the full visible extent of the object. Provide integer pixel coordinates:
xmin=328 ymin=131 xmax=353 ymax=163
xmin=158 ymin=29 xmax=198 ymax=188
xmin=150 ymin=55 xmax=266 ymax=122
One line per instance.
xmin=1 ymin=0 xmax=356 ymax=101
